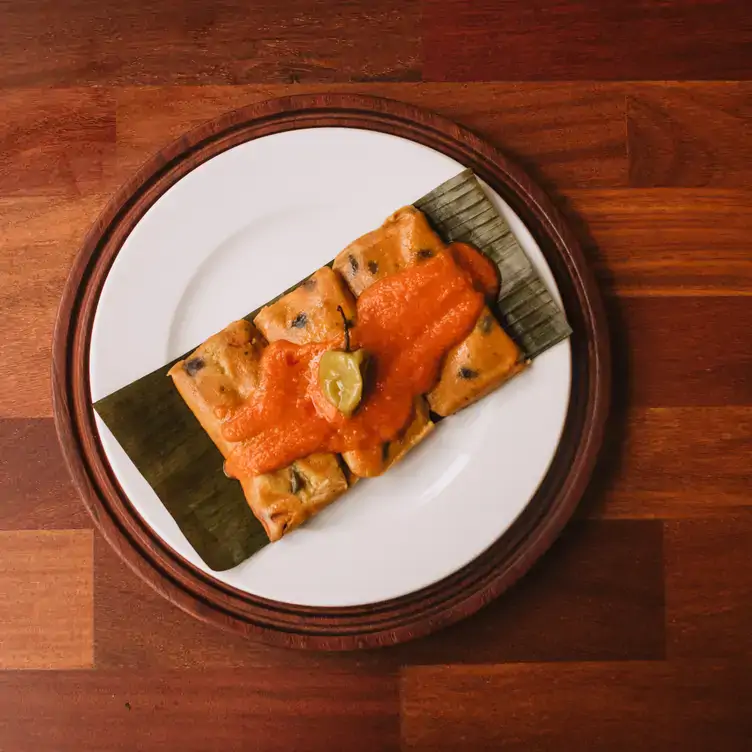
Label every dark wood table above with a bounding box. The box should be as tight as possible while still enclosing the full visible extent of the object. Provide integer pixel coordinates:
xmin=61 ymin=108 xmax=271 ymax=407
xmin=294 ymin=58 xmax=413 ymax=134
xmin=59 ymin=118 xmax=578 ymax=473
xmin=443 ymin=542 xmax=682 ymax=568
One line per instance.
xmin=1 ymin=1 xmax=750 ymax=749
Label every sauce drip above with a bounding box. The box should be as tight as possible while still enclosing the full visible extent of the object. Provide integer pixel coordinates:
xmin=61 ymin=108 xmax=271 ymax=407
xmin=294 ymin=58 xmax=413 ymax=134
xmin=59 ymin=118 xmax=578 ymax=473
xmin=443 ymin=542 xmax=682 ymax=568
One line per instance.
xmin=223 ymin=245 xmax=493 ymax=477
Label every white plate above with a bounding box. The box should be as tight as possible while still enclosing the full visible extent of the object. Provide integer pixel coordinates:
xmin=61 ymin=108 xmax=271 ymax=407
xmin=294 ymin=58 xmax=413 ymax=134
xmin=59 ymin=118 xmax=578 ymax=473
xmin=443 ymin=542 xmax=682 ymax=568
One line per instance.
xmin=89 ymin=127 xmax=571 ymax=608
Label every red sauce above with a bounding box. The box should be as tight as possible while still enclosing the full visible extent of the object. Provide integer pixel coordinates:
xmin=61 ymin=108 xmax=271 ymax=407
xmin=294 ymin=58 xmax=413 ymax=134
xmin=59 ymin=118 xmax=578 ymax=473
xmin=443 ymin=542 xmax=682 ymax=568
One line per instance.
xmin=449 ymin=242 xmax=500 ymax=299
xmin=223 ymin=245 xmax=489 ymax=477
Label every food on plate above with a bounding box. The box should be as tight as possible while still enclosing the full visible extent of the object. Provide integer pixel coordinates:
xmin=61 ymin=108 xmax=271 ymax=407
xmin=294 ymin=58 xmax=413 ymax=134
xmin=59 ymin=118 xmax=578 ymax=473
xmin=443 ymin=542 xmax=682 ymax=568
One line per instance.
xmin=168 ymin=320 xmax=348 ymax=541
xmin=167 ymin=320 xmax=263 ymax=456
xmin=254 ymin=266 xmax=357 ymax=345
xmin=334 ymin=207 xmax=524 ymax=417
xmin=427 ymin=305 xmax=527 ymax=417
xmin=332 ymin=205 xmax=445 ymax=296
xmin=237 ymin=453 xmax=348 ymax=542
xmin=169 ymin=207 xmax=526 ymax=541
xmin=341 ymin=397 xmax=434 ymax=478
xmin=95 ymin=169 xmax=572 ymax=569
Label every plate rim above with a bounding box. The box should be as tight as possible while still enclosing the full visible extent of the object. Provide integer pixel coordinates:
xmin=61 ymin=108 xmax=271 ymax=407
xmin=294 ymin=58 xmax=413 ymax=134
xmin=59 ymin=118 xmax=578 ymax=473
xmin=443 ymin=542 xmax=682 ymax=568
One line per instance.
xmin=52 ymin=93 xmax=610 ymax=649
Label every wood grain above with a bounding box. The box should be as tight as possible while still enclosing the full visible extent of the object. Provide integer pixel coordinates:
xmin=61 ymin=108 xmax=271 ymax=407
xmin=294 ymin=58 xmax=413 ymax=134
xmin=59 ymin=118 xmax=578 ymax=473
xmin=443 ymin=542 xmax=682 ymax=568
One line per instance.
xmin=387 ymin=520 xmax=664 ymax=665
xmin=617 ymin=296 xmax=752 ymax=407
xmin=423 ymin=0 xmax=752 ymax=81
xmin=0 ymin=0 xmax=420 ymax=87
xmin=0 ymin=531 xmax=93 ymax=669
xmin=628 ymin=83 xmax=752 ymax=188
xmin=113 ymin=83 xmax=752 ymax=192
xmin=0 ymin=420 xmax=86 ymax=530
xmin=565 ymin=189 xmax=752 ymax=296
xmin=93 ymin=521 xmax=663 ymax=668
xmin=92 ymin=537 xmax=382 ymax=671
xmin=666 ymin=514 xmax=752 ymax=658
xmin=0 ymin=668 xmax=399 ymax=752
xmin=115 ymin=83 xmax=627 ymax=189
xmin=0 ymin=195 xmax=109 ymax=418
xmin=586 ymin=407 xmax=752 ymax=519
xmin=0 ymin=88 xmax=115 ymax=196
xmin=402 ymin=661 xmax=752 ymax=751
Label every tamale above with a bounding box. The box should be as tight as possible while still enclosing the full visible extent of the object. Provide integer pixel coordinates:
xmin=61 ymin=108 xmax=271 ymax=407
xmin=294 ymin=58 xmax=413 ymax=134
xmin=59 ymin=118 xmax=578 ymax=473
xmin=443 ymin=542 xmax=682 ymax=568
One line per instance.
xmin=93 ymin=170 xmax=571 ymax=570
xmin=254 ymin=267 xmax=356 ymax=345
xmin=333 ymin=207 xmax=526 ymax=417
xmin=332 ymin=206 xmax=445 ymax=296
xmin=254 ymin=262 xmax=433 ymax=478
xmin=341 ymin=397 xmax=434 ymax=478
xmin=415 ymin=170 xmax=572 ymax=360
xmin=168 ymin=320 xmax=348 ymax=541
xmin=427 ymin=306 xmax=527 ymax=416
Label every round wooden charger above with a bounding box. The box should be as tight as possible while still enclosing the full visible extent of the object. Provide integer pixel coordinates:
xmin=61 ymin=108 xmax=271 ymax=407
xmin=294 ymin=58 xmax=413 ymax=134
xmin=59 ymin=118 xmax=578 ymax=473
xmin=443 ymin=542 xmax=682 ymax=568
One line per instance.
xmin=53 ymin=94 xmax=610 ymax=650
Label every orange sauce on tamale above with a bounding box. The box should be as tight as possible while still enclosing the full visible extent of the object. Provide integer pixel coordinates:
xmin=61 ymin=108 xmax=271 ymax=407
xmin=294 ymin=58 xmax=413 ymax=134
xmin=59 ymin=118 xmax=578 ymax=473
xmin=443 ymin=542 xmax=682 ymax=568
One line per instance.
xmin=222 ymin=244 xmax=497 ymax=477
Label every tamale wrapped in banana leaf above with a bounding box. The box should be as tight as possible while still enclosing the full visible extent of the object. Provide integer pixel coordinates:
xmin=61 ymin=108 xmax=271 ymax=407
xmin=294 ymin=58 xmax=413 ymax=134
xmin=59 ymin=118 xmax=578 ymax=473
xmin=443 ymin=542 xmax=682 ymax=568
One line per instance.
xmin=168 ymin=320 xmax=348 ymax=541
xmin=254 ymin=267 xmax=356 ymax=345
xmin=414 ymin=170 xmax=572 ymax=360
xmin=341 ymin=397 xmax=434 ymax=478
xmin=333 ymin=206 xmax=527 ymax=417
xmin=332 ymin=206 xmax=445 ymax=296
xmin=94 ymin=170 xmax=570 ymax=570
xmin=427 ymin=306 xmax=526 ymax=417
xmin=254 ymin=263 xmax=434 ymax=478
